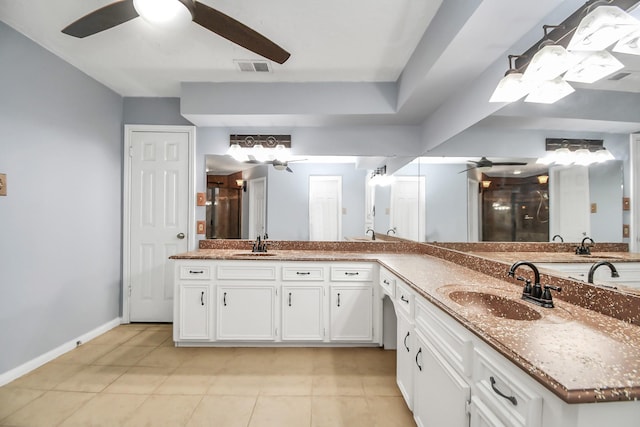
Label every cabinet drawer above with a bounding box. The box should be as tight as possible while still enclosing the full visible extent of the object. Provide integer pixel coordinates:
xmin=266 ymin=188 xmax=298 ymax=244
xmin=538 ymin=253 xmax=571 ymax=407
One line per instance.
xmin=282 ymin=266 xmax=325 ymax=281
xmin=395 ymin=281 xmax=415 ymax=318
xmin=474 ymin=347 xmax=542 ymax=427
xmin=415 ymin=298 xmax=473 ymax=378
xmin=379 ymin=268 xmax=396 ymax=298
xmin=179 ymin=265 xmax=211 ymax=280
xmin=330 ymin=264 xmax=373 ymax=281
xmin=217 ymin=263 xmax=276 ymax=280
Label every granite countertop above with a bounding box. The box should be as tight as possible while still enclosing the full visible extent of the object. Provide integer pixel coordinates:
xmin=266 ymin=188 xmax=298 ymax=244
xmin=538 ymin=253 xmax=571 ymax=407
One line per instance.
xmin=470 ymin=251 xmax=640 ymax=264
xmin=171 ymin=248 xmax=640 ymax=404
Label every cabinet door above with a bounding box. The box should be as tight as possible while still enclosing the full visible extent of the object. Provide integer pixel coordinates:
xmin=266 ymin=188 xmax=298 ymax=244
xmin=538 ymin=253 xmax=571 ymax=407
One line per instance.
xmin=178 ymin=284 xmax=210 ymax=340
xmin=330 ymin=286 xmax=373 ymax=341
xmin=470 ymin=396 xmax=507 ymax=427
xmin=414 ymin=331 xmax=470 ymax=427
xmin=396 ymin=312 xmax=414 ymax=409
xmin=282 ymin=286 xmax=324 ymax=341
xmin=217 ymin=286 xmax=276 ymax=341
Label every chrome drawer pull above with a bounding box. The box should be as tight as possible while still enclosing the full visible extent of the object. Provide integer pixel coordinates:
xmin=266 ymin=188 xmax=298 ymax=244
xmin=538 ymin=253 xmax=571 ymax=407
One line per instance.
xmin=490 ymin=376 xmax=517 ymax=406
xmin=189 ymin=270 xmax=204 ymax=274
xmin=415 ymin=348 xmax=422 ymax=371
xmin=296 ymin=272 xmax=311 ymax=275
xmin=337 ymin=293 xmax=341 ymax=307
xmin=400 ymin=295 xmax=409 ymax=303
xmin=223 ymin=292 xmax=227 ymax=306
xmin=404 ymin=331 xmax=410 ymax=352
xmin=344 ymin=272 xmax=359 ymax=276
xmin=200 ymin=291 xmax=204 ymax=306
xmin=383 ymin=279 xmax=390 ymax=285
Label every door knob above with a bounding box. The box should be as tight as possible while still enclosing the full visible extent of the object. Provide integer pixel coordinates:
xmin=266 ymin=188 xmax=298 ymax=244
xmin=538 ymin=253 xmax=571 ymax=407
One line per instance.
xmin=177 ymin=233 xmax=185 ymax=239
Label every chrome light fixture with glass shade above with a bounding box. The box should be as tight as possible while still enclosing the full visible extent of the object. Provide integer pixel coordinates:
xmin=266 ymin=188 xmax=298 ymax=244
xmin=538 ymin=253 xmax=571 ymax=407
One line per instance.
xmin=227 ymin=135 xmax=292 ymax=164
xmin=490 ymin=0 xmax=640 ymax=105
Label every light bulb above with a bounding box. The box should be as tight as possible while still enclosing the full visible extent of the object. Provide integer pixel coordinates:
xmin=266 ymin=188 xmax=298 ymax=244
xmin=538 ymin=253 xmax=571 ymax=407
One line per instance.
xmin=133 ymin=0 xmax=193 ymax=25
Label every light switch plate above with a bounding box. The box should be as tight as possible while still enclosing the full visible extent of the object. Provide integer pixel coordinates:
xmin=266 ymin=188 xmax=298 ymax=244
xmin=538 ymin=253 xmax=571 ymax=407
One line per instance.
xmin=197 ymin=220 xmax=206 ymax=234
xmin=623 ymin=197 xmax=630 ymax=211
xmin=623 ymin=224 xmax=630 ymax=238
xmin=590 ymin=203 xmax=597 ymax=213
xmin=0 ymin=173 xmax=6 ymax=196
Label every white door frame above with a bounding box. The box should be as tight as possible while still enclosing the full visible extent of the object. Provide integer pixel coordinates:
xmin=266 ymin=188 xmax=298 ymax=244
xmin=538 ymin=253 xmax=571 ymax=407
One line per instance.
xmin=122 ymin=124 xmax=196 ymax=324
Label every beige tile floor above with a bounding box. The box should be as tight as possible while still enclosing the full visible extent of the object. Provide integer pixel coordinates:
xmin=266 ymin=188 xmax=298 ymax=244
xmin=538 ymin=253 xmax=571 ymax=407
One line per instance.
xmin=0 ymin=323 xmax=416 ymax=427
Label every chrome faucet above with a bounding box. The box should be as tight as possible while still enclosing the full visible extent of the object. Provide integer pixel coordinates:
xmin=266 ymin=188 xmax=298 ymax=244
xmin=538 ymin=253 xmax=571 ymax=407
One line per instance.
xmin=508 ymin=261 xmax=561 ymax=308
xmin=552 ymin=234 xmax=564 ymax=242
xmin=575 ymin=237 xmax=594 ymax=255
xmin=587 ymin=261 xmax=619 ymax=284
xmin=366 ymin=228 xmax=376 ymax=240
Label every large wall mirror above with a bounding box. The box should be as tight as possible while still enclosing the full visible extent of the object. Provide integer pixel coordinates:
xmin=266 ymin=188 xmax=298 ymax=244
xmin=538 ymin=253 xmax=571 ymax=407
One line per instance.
xmin=204 ymin=154 xmax=624 ymax=243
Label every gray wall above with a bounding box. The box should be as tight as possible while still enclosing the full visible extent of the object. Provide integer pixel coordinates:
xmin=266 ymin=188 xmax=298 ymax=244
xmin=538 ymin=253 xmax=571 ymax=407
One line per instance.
xmin=267 ymin=163 xmax=367 ymax=240
xmin=0 ymin=22 xmax=123 ymax=373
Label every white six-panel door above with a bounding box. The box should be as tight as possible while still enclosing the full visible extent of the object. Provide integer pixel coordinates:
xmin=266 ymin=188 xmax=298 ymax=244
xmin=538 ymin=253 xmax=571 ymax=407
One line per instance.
xmin=124 ymin=126 xmax=194 ymax=322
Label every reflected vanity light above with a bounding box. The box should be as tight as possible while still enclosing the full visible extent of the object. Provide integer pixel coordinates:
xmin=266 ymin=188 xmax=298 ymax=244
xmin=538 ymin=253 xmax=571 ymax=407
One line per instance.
xmin=537 ymin=138 xmax=615 ymax=166
xmin=369 ymin=166 xmax=393 ymax=187
xmin=227 ymin=135 xmax=292 ymax=164
xmin=537 ymin=175 xmax=549 ymax=184
xmin=481 ymin=180 xmax=492 ymax=189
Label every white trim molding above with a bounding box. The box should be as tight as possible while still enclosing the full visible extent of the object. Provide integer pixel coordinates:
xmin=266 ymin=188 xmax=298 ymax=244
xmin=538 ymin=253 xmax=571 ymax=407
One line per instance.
xmin=0 ymin=318 xmax=122 ymax=386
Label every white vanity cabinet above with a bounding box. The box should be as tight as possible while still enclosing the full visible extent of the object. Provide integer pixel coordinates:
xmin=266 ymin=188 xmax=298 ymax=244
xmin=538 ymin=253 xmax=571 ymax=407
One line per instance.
xmin=173 ymin=259 xmax=379 ymax=346
xmin=396 ymin=310 xmax=414 ymax=409
xmin=538 ymin=262 xmax=640 ymax=289
xmin=329 ymin=264 xmax=376 ymax=341
xmin=215 ymin=262 xmax=278 ymax=341
xmin=281 ymin=264 xmax=326 ymax=341
xmin=174 ymin=262 xmax=213 ymax=341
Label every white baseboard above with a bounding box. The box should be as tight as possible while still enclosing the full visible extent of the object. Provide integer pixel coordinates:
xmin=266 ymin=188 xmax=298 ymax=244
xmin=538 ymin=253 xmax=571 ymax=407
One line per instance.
xmin=0 ymin=317 xmax=122 ymax=386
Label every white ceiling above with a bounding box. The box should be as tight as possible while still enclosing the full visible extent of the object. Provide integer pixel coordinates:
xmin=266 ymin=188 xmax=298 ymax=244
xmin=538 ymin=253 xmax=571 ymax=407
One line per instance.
xmin=0 ymin=0 xmax=440 ymax=97
xmin=2 ymin=0 xmax=640 ymax=152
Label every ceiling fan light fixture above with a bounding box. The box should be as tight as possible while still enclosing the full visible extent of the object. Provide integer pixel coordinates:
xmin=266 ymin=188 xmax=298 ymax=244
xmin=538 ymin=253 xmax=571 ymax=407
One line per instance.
xmin=563 ymin=50 xmax=624 ymax=83
xmin=133 ymin=0 xmax=193 ymax=24
xmin=568 ymin=5 xmax=639 ymax=52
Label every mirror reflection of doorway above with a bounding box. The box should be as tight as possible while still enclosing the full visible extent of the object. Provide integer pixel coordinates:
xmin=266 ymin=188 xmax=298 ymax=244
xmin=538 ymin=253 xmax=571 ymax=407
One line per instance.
xmin=206 ymin=173 xmax=242 ymax=239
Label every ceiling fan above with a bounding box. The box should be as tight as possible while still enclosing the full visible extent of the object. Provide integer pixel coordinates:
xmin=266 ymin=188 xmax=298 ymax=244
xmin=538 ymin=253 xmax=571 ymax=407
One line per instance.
xmin=245 ymin=158 xmax=305 ymax=173
xmin=458 ymin=157 xmax=527 ymax=173
xmin=61 ymin=0 xmax=290 ymax=64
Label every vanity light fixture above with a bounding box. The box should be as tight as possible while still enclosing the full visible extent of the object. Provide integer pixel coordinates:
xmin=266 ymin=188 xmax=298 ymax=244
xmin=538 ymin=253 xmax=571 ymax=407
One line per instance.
xmin=369 ymin=166 xmax=393 ymax=187
xmin=537 ymin=175 xmax=549 ymax=184
xmin=236 ymin=179 xmax=247 ymax=192
xmin=489 ymin=56 xmax=533 ymax=102
xmin=227 ymin=135 xmax=292 ymax=163
xmin=481 ymin=180 xmax=492 ymax=189
xmin=567 ymin=5 xmax=639 ymax=52
xmin=537 ymin=138 xmax=615 ymax=166
xmin=491 ymin=0 xmax=640 ymax=105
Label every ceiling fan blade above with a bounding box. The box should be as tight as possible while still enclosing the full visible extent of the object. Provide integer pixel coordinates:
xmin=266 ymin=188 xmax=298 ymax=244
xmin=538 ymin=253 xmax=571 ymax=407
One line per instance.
xmin=458 ymin=166 xmax=478 ymax=174
xmin=492 ymin=162 xmax=528 ymax=166
xmin=193 ymin=1 xmax=290 ymax=64
xmin=62 ymin=0 xmax=138 ymax=38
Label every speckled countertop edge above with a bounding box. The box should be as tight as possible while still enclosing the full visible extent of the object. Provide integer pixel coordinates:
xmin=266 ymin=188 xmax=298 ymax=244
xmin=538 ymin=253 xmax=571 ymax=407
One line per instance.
xmin=172 ymin=242 xmax=640 ymax=404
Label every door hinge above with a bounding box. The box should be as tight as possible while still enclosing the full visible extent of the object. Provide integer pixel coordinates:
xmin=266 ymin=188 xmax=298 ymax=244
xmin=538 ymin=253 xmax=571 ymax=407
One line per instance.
xmin=128 ymin=145 xmax=133 ymax=157
xmin=465 ymin=399 xmax=471 ymax=415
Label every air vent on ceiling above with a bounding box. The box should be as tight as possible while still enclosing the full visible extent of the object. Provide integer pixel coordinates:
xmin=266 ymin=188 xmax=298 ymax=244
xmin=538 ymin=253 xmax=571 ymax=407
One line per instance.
xmin=235 ymin=60 xmax=271 ymax=73
xmin=609 ymin=72 xmax=631 ymax=81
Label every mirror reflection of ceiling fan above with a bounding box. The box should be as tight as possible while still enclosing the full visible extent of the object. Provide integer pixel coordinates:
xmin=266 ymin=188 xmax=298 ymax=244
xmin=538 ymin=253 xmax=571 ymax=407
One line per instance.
xmin=245 ymin=158 xmax=306 ymax=173
xmin=61 ymin=0 xmax=290 ymax=64
xmin=458 ymin=157 xmax=527 ymax=174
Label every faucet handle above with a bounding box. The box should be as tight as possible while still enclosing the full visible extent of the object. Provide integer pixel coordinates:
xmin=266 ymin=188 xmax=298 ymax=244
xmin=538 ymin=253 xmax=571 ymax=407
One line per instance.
xmin=541 ymin=285 xmax=562 ymax=301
